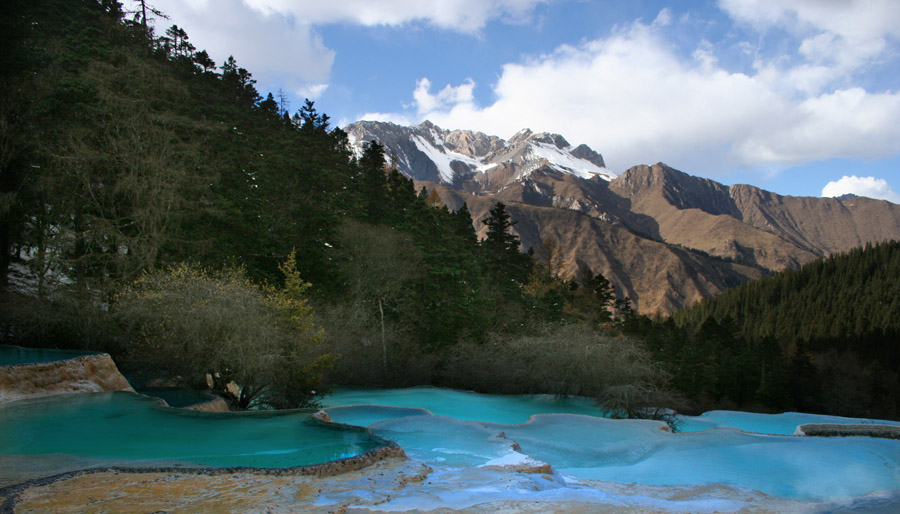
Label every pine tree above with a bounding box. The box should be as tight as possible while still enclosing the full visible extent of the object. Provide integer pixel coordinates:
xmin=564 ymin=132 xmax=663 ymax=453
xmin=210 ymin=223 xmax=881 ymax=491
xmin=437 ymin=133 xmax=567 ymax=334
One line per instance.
xmin=480 ymin=202 xmax=532 ymax=291
xmin=358 ymin=140 xmax=388 ymax=223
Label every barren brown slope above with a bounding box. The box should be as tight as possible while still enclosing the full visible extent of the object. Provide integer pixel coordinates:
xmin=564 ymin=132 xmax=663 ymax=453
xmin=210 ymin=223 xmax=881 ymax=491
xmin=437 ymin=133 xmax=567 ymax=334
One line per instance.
xmin=728 ymin=184 xmax=900 ymax=256
xmin=428 ymin=184 xmax=764 ymax=316
xmin=488 ymin=168 xmax=632 ymax=223
xmin=607 ymin=163 xmax=900 ymax=271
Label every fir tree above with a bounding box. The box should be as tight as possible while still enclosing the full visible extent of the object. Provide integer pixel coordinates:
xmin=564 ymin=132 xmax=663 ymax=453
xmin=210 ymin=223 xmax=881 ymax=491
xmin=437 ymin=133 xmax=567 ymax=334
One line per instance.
xmin=480 ymin=202 xmax=532 ymax=291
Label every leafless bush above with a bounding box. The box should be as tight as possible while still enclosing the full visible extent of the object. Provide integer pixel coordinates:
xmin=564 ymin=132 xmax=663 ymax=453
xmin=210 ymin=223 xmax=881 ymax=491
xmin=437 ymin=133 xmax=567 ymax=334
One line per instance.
xmin=113 ymin=257 xmax=334 ymax=409
xmin=441 ymin=323 xmax=681 ymax=424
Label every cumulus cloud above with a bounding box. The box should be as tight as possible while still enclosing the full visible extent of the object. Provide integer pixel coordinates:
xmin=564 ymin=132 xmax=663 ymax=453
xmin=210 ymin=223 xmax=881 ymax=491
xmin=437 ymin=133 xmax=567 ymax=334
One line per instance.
xmin=242 ymin=0 xmax=548 ymax=33
xmin=822 ymin=176 xmax=900 ymax=203
xmin=152 ymin=0 xmax=334 ymax=95
xmin=719 ymin=0 xmax=900 ymax=92
xmin=397 ymin=11 xmax=900 ymax=175
xmin=412 ymin=78 xmax=476 ymax=116
xmin=296 ymin=83 xmax=329 ymax=100
xmin=357 ymin=111 xmax=415 ymax=126
xmin=149 ymin=0 xmax=548 ymax=110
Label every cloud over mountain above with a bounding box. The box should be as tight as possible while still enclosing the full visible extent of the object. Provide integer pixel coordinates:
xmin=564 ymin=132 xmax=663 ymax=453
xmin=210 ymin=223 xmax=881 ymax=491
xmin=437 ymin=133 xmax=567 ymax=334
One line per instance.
xmin=822 ymin=176 xmax=900 ymax=203
xmin=386 ymin=6 xmax=900 ymax=176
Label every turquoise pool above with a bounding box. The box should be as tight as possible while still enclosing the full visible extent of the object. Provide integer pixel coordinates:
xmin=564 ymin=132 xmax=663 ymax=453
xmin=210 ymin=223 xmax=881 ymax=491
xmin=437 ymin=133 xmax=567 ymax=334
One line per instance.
xmin=4 ymin=380 xmax=899 ymax=504
xmin=322 ymin=386 xmax=609 ymax=425
xmin=0 ymin=392 xmax=386 ymax=469
xmin=320 ymin=386 xmax=900 ymax=502
xmin=0 ymin=345 xmax=100 ymax=366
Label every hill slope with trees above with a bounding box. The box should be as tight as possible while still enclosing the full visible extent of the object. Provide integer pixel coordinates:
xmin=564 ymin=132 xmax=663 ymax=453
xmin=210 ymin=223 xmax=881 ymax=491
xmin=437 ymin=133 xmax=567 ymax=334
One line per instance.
xmin=0 ymin=0 xmax=672 ymax=417
xmin=640 ymin=240 xmax=900 ymax=419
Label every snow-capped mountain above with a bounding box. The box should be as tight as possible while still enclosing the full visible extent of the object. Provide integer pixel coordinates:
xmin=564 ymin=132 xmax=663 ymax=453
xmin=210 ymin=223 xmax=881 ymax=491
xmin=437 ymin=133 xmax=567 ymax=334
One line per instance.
xmin=345 ymin=120 xmax=614 ymax=191
xmin=345 ymin=119 xmax=900 ymax=314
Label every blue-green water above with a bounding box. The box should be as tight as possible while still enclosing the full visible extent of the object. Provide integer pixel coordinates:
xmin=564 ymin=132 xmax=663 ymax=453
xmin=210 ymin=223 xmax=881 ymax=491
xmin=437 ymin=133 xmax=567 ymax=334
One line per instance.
xmin=322 ymin=386 xmax=608 ymax=425
xmin=320 ymin=386 xmax=900 ymax=502
xmin=323 ymin=386 xmax=900 ymax=434
xmin=3 ymin=381 xmax=899 ymax=503
xmin=0 ymin=392 xmax=385 ymax=468
xmin=0 ymin=345 xmax=100 ymax=366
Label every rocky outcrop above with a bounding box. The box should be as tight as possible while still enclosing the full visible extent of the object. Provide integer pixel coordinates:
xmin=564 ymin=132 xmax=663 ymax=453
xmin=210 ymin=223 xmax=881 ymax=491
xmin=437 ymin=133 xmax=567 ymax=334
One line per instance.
xmin=0 ymin=354 xmax=134 ymax=403
xmin=183 ymin=396 xmax=229 ymax=412
xmin=345 ymin=120 xmax=612 ymax=187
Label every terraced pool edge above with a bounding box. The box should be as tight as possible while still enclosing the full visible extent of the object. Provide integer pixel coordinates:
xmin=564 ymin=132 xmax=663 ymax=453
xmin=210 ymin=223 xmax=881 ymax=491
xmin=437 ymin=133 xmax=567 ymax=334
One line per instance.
xmin=0 ymin=442 xmax=407 ymax=514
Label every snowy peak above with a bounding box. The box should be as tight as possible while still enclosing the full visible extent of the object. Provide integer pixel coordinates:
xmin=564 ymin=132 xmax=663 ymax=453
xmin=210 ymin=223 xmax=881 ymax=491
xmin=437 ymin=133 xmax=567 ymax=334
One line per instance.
xmin=344 ymin=120 xmax=614 ymax=189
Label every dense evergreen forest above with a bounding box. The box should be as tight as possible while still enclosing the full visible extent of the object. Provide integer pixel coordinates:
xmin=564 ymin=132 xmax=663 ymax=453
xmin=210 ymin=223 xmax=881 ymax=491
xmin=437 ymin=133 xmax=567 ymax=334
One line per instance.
xmin=1 ymin=0 xmax=896 ymax=422
xmin=641 ymin=241 xmax=900 ymax=419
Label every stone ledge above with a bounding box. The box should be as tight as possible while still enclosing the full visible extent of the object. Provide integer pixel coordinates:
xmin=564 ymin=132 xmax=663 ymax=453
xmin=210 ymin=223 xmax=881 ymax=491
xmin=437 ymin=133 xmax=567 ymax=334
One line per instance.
xmin=0 ymin=444 xmax=407 ymax=514
xmin=0 ymin=353 xmax=134 ymax=404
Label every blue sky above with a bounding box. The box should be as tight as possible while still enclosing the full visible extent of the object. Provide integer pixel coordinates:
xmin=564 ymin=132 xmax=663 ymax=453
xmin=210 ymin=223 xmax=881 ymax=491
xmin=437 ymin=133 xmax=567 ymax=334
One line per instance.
xmin=152 ymin=0 xmax=900 ymax=202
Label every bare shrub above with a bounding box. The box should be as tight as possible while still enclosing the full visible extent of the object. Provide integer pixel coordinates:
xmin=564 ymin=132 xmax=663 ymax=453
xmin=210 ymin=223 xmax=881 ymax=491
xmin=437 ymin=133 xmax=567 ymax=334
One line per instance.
xmin=114 ymin=254 xmax=334 ymax=409
xmin=441 ymin=323 xmax=680 ymax=424
xmin=316 ymin=301 xmax=438 ymax=387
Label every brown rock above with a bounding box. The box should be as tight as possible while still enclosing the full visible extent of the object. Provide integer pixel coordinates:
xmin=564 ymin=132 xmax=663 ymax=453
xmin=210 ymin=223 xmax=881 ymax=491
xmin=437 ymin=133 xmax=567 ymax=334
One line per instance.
xmin=0 ymin=354 xmax=134 ymax=403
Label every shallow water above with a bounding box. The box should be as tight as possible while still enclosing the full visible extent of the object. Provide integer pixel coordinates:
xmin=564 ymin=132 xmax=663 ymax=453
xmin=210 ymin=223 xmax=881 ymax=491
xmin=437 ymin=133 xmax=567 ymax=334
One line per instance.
xmin=322 ymin=386 xmax=609 ymax=425
xmin=323 ymin=386 xmax=900 ymax=502
xmin=4 ymin=381 xmax=900 ymax=505
xmin=0 ymin=392 xmax=385 ymax=468
xmin=679 ymin=409 xmax=900 ymax=435
xmin=0 ymin=345 xmax=100 ymax=366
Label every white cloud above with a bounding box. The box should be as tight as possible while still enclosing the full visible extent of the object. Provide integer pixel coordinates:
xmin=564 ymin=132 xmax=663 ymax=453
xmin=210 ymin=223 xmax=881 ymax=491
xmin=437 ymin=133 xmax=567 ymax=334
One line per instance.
xmin=242 ymin=0 xmax=548 ymax=33
xmin=822 ymin=176 xmax=900 ymax=203
xmin=719 ymin=0 xmax=900 ymax=92
xmin=357 ymin=112 xmax=415 ymax=127
xmin=296 ymin=83 xmax=329 ymax=100
xmin=394 ymin=13 xmax=900 ymax=175
xmin=149 ymin=0 xmax=549 ymax=112
xmin=412 ymin=78 xmax=476 ymax=116
xmin=152 ymin=0 xmax=334 ymax=94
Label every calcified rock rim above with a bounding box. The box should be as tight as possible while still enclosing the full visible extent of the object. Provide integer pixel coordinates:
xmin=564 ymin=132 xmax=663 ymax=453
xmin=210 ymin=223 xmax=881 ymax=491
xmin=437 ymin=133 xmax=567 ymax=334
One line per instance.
xmin=0 ymin=348 xmax=409 ymax=512
xmin=0 ymin=443 xmax=408 ymax=514
xmin=796 ymin=423 xmax=900 ymax=439
xmin=0 ymin=351 xmax=135 ymax=404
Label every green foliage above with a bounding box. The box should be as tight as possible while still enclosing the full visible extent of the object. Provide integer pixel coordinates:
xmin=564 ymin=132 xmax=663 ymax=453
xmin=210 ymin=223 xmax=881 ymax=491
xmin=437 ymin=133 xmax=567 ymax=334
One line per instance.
xmin=480 ymin=202 xmax=533 ymax=291
xmin=675 ymin=241 xmax=900 ymax=347
xmin=658 ymin=241 xmax=900 ymax=418
xmin=357 ymin=140 xmax=389 ymax=223
xmin=0 ymin=289 xmax=123 ymax=354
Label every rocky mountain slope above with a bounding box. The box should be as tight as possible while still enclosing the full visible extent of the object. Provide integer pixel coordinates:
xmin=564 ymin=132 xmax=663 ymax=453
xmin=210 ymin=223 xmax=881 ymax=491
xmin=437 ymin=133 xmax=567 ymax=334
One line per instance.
xmin=346 ymin=120 xmax=613 ymax=190
xmin=346 ymin=120 xmax=900 ymax=314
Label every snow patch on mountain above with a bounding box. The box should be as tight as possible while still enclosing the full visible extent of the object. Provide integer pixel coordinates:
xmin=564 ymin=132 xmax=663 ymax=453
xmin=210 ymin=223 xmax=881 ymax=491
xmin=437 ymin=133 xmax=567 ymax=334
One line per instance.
xmin=345 ymin=120 xmax=615 ymax=186
xmin=528 ymin=142 xmax=613 ymax=180
xmin=412 ymin=135 xmax=481 ymax=184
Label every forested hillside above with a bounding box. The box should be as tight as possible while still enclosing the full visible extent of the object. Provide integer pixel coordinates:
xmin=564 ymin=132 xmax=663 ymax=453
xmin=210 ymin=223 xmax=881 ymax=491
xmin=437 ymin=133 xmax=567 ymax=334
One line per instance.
xmin=635 ymin=241 xmax=900 ymax=419
xmin=675 ymin=241 xmax=900 ymax=348
xmin=0 ymin=0 xmax=669 ymax=416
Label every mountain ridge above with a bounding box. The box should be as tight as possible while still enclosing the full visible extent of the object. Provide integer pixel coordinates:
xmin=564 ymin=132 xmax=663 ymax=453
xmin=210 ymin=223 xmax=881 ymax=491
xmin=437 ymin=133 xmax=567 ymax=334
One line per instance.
xmin=346 ymin=120 xmax=614 ymax=189
xmin=347 ymin=120 xmax=900 ymax=314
